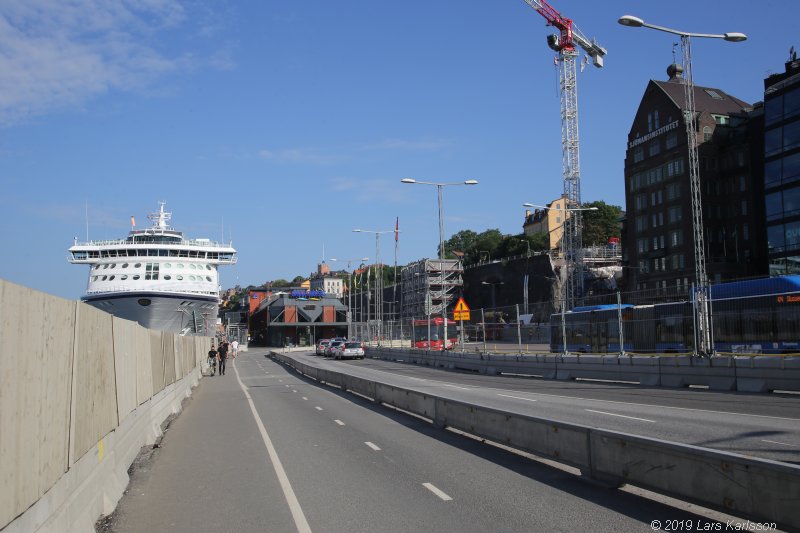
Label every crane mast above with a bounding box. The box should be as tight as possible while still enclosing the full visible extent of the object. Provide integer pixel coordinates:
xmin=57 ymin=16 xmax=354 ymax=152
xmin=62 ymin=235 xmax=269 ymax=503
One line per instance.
xmin=521 ymin=0 xmax=605 ymax=309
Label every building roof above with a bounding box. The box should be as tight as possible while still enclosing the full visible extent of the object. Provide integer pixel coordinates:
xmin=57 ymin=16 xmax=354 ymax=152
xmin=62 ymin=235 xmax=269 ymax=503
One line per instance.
xmin=652 ymin=78 xmax=750 ymax=116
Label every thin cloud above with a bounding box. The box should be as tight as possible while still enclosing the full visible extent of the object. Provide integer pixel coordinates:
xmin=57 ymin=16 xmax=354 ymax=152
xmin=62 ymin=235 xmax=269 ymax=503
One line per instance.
xmin=0 ymin=0 xmax=231 ymax=126
xmin=329 ymin=178 xmax=411 ymax=204
xmin=254 ymin=137 xmax=453 ymax=166
xmin=357 ymin=138 xmax=454 ymax=152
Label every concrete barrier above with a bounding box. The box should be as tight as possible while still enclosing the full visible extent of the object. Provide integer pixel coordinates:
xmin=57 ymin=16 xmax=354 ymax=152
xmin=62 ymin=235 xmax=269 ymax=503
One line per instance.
xmin=367 ymin=347 xmax=800 ymax=392
xmin=274 ymin=351 xmax=800 ymax=530
xmin=0 ymin=280 xmax=211 ymax=532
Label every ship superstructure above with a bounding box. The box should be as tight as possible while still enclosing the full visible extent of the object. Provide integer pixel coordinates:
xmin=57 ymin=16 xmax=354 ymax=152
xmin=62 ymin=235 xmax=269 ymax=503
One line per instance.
xmin=68 ymin=202 xmax=236 ymax=335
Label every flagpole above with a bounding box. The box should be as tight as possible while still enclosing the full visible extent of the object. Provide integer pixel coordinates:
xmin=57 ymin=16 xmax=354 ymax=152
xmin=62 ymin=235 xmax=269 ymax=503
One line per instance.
xmin=394 ymin=217 xmax=399 ymax=337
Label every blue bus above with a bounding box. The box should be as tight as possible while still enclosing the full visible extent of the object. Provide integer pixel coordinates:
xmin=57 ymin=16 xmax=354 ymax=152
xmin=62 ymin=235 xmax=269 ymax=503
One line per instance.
xmin=550 ymin=276 xmax=800 ymax=355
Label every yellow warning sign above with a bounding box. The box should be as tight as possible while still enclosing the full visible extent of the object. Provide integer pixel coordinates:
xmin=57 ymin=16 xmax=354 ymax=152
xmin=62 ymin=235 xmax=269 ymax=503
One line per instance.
xmin=453 ymin=298 xmax=470 ymax=321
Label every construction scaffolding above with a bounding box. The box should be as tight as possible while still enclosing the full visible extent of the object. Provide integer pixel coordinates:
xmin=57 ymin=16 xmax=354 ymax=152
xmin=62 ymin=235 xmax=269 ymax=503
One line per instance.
xmin=401 ymin=258 xmax=463 ymax=320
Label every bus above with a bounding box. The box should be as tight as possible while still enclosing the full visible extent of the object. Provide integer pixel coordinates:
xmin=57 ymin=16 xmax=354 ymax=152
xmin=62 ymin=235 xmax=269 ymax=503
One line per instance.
xmin=550 ymin=275 xmax=800 ymax=355
xmin=411 ymin=317 xmax=458 ymax=350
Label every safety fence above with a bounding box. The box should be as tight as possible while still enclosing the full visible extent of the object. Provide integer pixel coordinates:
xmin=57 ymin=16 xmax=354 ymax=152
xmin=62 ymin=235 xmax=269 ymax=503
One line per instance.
xmin=0 ymin=279 xmax=211 ymax=532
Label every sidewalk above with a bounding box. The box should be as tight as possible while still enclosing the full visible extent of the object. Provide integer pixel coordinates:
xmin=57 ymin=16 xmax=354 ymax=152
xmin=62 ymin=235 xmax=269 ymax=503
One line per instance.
xmin=101 ymin=352 xmax=295 ymax=533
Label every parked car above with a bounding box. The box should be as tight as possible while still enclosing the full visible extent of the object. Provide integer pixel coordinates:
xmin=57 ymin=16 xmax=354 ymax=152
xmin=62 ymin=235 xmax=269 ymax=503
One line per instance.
xmin=336 ymin=341 xmax=365 ymax=360
xmin=326 ymin=340 xmax=345 ymax=357
xmin=316 ymin=339 xmax=330 ymax=356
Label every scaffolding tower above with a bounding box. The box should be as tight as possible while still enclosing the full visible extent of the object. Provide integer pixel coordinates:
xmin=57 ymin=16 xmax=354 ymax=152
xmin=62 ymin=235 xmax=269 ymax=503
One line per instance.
xmin=401 ymin=258 xmax=463 ymax=320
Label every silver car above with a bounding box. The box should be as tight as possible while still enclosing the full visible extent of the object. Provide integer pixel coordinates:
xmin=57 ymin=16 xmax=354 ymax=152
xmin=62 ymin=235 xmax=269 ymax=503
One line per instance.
xmin=326 ymin=340 xmax=344 ymax=357
xmin=335 ymin=341 xmax=365 ymax=360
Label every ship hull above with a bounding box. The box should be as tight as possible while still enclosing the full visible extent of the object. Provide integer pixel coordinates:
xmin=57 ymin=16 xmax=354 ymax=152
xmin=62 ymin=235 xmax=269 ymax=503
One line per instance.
xmin=82 ymin=291 xmax=218 ymax=336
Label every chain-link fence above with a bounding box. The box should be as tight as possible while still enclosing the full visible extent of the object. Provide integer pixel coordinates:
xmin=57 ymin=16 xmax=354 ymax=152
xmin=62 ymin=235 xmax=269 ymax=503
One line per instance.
xmin=351 ymin=278 xmax=800 ymax=356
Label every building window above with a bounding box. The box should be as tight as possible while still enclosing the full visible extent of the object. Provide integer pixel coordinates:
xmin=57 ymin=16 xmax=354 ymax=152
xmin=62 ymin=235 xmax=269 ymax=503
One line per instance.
xmin=668 ymin=206 xmax=682 ymax=223
xmin=649 ymin=139 xmax=660 ymax=157
xmin=670 ymin=230 xmax=682 ymax=247
xmin=666 ymin=130 xmax=678 ymax=149
xmin=145 ymin=263 xmax=159 ymax=280
xmin=666 ymin=182 xmax=681 ymax=200
xmin=703 ymin=126 xmax=713 ymax=142
xmin=633 ymin=147 xmax=644 ymax=163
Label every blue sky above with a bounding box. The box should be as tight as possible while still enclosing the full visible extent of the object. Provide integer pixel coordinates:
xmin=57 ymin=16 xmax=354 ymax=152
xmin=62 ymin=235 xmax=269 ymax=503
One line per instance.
xmin=1 ymin=0 xmax=797 ymax=300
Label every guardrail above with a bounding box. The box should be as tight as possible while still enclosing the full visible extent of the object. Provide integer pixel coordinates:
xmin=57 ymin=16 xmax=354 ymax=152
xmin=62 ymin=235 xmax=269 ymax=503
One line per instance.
xmin=271 ymin=351 xmax=800 ymax=530
xmin=364 ymin=347 xmax=800 ymax=392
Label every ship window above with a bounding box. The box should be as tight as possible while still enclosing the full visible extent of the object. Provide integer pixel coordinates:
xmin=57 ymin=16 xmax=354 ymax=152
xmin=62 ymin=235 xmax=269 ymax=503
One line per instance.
xmin=133 ymin=275 xmax=140 ymax=280
xmin=102 ymin=275 xmax=108 ymax=281
xmin=148 ymin=249 xmax=157 ymax=256
xmin=206 ymin=276 xmax=212 ymax=282
xmin=103 ymin=264 xmax=109 ymax=269
xmin=206 ymin=265 xmax=212 ymax=270
xmin=164 ymin=275 xmax=171 ymax=280
xmin=145 ymin=263 xmax=160 ymax=280
xmin=110 ymin=264 xmax=116 ymax=268
xmin=137 ymin=298 xmax=151 ymax=307
xmin=122 ymin=263 xmax=129 ymax=268
xmin=92 ymin=276 xmax=99 ymax=281
xmin=109 ymin=275 xmax=115 ymax=281
xmin=93 ymin=265 xmax=100 ymax=270
xmin=177 ymin=263 xmax=184 ymax=268
xmin=135 ymin=263 xmax=142 ymax=268
xmin=164 ymin=263 xmax=171 ymax=268
xmin=177 ymin=275 xmax=183 ymax=280
xmin=189 ymin=264 xmax=196 ymax=269
xmin=121 ymin=275 xmax=128 ymax=280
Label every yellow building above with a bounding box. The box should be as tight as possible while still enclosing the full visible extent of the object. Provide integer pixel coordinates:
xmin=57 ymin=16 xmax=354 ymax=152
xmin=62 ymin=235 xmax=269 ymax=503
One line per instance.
xmin=522 ymin=196 xmax=570 ymax=250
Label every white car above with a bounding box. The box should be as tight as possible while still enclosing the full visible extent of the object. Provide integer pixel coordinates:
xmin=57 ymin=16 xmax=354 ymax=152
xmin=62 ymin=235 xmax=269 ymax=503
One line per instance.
xmin=335 ymin=341 xmax=365 ymax=360
xmin=326 ymin=340 xmax=345 ymax=357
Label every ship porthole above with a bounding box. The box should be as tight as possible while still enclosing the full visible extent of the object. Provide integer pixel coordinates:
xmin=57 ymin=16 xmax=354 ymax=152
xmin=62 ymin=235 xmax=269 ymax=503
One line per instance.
xmin=138 ymin=298 xmax=151 ymax=307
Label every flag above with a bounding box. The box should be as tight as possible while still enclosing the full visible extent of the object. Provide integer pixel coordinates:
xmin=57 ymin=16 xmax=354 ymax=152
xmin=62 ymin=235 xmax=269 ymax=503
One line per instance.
xmin=130 ymin=216 xmax=136 ymax=227
xmin=395 ymin=216 xmax=399 ymax=242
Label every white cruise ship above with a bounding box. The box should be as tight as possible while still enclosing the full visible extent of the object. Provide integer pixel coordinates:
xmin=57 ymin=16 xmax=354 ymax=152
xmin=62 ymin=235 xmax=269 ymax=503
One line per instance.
xmin=68 ymin=202 xmax=236 ymax=335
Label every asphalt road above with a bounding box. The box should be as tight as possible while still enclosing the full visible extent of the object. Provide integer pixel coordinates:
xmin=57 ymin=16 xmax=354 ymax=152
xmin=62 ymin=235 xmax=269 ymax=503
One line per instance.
xmin=104 ymin=349 xmax=775 ymax=532
xmin=284 ymin=350 xmax=800 ymax=464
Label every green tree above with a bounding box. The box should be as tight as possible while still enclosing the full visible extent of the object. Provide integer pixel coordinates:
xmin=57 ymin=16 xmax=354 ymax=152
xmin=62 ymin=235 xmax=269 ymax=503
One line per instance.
xmin=441 ymin=229 xmax=478 ymax=259
xmin=581 ymin=201 xmax=622 ymax=246
xmin=292 ymin=275 xmax=305 ymax=284
xmin=270 ymin=278 xmax=291 ymax=288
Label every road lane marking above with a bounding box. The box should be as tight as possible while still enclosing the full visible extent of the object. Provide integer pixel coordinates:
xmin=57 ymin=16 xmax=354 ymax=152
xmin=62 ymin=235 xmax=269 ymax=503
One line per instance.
xmin=292 ymin=390 xmax=297 ymax=393
xmin=585 ymin=409 xmax=656 ymax=423
xmin=335 ymin=420 xmax=345 ymax=426
xmin=498 ymin=393 xmax=538 ymax=402
xmin=232 ymin=358 xmax=312 ymax=533
xmin=302 ymin=397 xmax=308 ymax=401
xmin=315 ymin=406 xmax=323 ymax=411
xmin=422 ymin=483 xmax=452 ymax=501
xmin=365 ymin=441 xmax=381 ymax=451
xmin=762 ymin=439 xmax=798 ymax=447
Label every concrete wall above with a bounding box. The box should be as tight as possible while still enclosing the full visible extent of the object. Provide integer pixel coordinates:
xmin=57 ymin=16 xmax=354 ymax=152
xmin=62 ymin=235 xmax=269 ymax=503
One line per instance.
xmin=0 ymin=280 xmax=211 ymax=531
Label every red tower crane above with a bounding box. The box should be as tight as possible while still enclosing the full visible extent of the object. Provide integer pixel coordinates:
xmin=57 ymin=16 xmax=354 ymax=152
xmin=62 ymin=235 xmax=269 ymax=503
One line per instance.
xmin=522 ymin=0 xmax=606 ymax=309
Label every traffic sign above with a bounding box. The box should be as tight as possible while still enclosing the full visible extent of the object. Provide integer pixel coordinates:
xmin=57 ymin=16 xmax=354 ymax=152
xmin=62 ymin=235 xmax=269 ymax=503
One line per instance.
xmin=453 ymin=297 xmax=470 ymax=321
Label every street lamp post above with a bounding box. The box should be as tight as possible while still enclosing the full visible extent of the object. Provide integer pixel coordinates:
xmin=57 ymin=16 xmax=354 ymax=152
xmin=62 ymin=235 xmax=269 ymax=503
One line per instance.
xmin=353 ymin=229 xmax=395 ymax=344
xmin=618 ymin=15 xmax=746 ymax=356
xmin=481 ymin=281 xmax=504 ymax=309
xmin=402 ymin=178 xmax=478 ymax=351
xmin=331 ymin=257 xmax=369 ymax=339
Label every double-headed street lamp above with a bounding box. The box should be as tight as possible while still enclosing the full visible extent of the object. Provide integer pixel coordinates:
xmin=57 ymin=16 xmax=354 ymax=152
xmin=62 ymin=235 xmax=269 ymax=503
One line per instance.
xmin=618 ymin=15 xmax=746 ymax=357
xmin=353 ymin=228 xmax=395 ymax=343
xmin=330 ymin=257 xmax=368 ymax=339
xmin=402 ymin=178 xmax=478 ymax=350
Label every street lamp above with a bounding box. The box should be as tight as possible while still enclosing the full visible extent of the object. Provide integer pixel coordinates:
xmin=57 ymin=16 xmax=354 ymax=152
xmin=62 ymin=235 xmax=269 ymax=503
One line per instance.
xmin=331 ymin=257 xmax=368 ymax=339
xmin=522 ymin=202 xmax=597 ymax=311
xmin=402 ymin=178 xmax=478 ymax=350
xmin=618 ymin=15 xmax=746 ymax=356
xmin=353 ymin=228 xmax=395 ymax=344
xmin=481 ymin=280 xmax=504 ymax=309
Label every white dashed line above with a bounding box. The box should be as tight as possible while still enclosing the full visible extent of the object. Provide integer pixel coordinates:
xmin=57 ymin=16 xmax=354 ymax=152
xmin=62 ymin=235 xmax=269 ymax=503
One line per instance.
xmin=292 ymin=390 xmax=297 ymax=393
xmin=498 ymin=393 xmax=538 ymax=402
xmin=335 ymin=420 xmax=345 ymax=426
xmin=585 ymin=409 xmax=656 ymax=423
xmin=315 ymin=406 xmax=323 ymax=411
xmin=422 ymin=483 xmax=452 ymax=501
xmin=365 ymin=441 xmax=381 ymax=451
xmin=302 ymin=397 xmax=308 ymax=401
xmin=762 ymin=439 xmax=798 ymax=447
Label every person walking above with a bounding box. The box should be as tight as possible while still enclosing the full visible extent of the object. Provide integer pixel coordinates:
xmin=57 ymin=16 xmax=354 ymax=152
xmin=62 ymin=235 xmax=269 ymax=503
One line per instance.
xmin=217 ymin=341 xmax=229 ymax=375
xmin=231 ymin=339 xmax=239 ymax=358
xmin=207 ymin=344 xmax=218 ymax=376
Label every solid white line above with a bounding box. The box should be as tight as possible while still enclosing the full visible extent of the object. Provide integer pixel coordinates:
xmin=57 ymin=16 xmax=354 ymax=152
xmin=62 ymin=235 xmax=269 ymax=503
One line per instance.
xmin=365 ymin=441 xmax=381 ymax=451
xmin=762 ymin=439 xmax=798 ymax=447
xmin=233 ymin=359 xmax=312 ymax=533
xmin=315 ymin=406 xmax=323 ymax=411
xmin=334 ymin=420 xmax=345 ymax=426
xmin=497 ymin=393 xmax=538 ymax=402
xmin=585 ymin=409 xmax=656 ymax=423
xmin=422 ymin=483 xmax=453 ymax=501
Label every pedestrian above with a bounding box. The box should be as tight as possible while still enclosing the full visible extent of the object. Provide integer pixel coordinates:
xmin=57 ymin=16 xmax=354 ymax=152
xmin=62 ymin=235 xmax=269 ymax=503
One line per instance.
xmin=208 ymin=344 xmax=218 ymax=376
xmin=231 ymin=339 xmax=239 ymax=358
xmin=218 ymin=341 xmax=229 ymax=375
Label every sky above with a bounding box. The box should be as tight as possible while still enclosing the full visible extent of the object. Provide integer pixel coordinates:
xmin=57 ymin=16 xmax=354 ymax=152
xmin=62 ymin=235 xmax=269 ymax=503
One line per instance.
xmin=1 ymin=0 xmax=797 ymax=300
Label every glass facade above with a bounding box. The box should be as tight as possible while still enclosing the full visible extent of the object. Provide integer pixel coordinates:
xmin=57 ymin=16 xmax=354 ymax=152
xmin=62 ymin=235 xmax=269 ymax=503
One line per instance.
xmin=764 ymin=60 xmax=800 ymax=275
